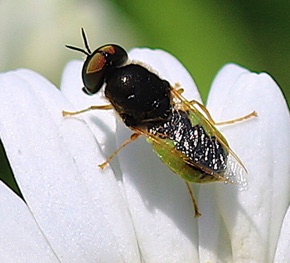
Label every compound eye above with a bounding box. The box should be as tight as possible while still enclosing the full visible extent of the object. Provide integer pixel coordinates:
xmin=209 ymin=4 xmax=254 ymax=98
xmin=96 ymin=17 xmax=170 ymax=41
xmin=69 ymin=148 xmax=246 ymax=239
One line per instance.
xmin=86 ymin=52 xmax=107 ymax=74
xmin=82 ymin=44 xmax=128 ymax=95
xmin=103 ymin=44 xmax=128 ymax=67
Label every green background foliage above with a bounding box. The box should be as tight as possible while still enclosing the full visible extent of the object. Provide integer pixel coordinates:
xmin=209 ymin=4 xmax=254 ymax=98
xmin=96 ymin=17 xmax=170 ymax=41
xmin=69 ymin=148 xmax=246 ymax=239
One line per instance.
xmin=112 ymin=0 xmax=290 ymax=104
xmin=1 ymin=0 xmax=290 ymax=195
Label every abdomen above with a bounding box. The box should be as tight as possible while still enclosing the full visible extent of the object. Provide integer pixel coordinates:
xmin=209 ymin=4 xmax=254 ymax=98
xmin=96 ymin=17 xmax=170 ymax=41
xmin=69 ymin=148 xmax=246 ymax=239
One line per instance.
xmin=146 ymin=109 xmax=228 ymax=183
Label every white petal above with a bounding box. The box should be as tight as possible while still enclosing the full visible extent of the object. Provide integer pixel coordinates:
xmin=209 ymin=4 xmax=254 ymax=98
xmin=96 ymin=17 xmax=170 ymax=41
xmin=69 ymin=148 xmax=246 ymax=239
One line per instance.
xmin=274 ymin=205 xmax=290 ymax=262
xmin=60 ymin=60 xmax=118 ymax=163
xmin=202 ymin=64 xmax=290 ymax=262
xmin=115 ymin=49 xmax=200 ymax=262
xmin=197 ymin=184 xmax=222 ymax=262
xmin=0 ymin=181 xmax=58 ymax=262
xmin=206 ymin=63 xmax=249 ymax=120
xmin=0 ymin=70 xmax=140 ymax=262
xmin=198 ymin=64 xmax=251 ymax=262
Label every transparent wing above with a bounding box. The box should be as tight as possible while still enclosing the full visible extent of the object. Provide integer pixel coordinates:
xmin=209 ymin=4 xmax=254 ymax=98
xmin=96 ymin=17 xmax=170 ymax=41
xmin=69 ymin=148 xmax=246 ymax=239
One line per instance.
xmin=224 ymin=153 xmax=248 ymax=190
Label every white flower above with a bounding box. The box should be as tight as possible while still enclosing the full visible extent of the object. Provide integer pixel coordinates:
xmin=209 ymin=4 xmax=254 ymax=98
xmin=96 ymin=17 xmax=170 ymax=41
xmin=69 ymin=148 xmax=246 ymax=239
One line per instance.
xmin=0 ymin=48 xmax=289 ymax=262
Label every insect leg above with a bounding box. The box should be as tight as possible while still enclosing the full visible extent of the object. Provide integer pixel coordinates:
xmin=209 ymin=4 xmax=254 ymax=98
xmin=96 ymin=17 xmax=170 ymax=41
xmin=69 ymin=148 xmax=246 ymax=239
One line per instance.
xmin=214 ymin=111 xmax=257 ymax=125
xmin=171 ymin=86 xmax=217 ymax=124
xmin=99 ymin=133 xmax=140 ymax=169
xmin=173 ymin=83 xmax=184 ymax=95
xmin=185 ymin=181 xmax=201 ymax=217
xmin=172 ymin=85 xmax=257 ymax=125
xmin=62 ymin=104 xmax=113 ymax=117
xmin=188 ymin=99 xmax=257 ymax=126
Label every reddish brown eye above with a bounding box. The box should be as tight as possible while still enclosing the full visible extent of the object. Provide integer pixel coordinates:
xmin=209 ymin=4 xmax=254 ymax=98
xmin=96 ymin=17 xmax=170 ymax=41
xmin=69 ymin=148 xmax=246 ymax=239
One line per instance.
xmin=86 ymin=45 xmax=116 ymax=74
xmin=99 ymin=45 xmax=116 ymax=55
xmin=66 ymin=30 xmax=128 ymax=95
xmin=86 ymin=53 xmax=106 ymax=74
xmin=82 ymin=44 xmax=128 ymax=95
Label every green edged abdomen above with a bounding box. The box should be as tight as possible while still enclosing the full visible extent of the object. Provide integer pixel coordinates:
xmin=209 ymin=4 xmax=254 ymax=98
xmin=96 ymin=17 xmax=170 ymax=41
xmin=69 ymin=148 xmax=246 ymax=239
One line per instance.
xmin=147 ymin=110 xmax=228 ymax=183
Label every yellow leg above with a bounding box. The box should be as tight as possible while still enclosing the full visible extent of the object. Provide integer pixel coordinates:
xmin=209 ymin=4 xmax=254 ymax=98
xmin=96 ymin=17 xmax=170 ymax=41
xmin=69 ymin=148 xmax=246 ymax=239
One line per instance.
xmin=185 ymin=181 xmax=201 ymax=217
xmin=62 ymin=104 xmax=113 ymax=117
xmin=214 ymin=111 xmax=257 ymax=125
xmin=171 ymin=84 xmax=257 ymax=126
xmin=189 ymin=99 xmax=257 ymax=125
xmin=188 ymin=99 xmax=216 ymax=123
xmin=173 ymin=83 xmax=184 ymax=95
xmin=99 ymin=133 xmax=140 ymax=169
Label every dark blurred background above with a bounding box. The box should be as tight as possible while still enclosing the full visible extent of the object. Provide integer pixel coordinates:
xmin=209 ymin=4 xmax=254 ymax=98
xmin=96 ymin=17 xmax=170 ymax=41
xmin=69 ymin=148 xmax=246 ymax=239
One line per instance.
xmin=1 ymin=0 xmax=289 ymax=195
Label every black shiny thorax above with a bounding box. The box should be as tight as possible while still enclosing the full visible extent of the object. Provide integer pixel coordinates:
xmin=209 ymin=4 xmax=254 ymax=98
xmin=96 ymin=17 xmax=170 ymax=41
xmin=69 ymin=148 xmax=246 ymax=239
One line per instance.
xmin=104 ymin=64 xmax=172 ymax=127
